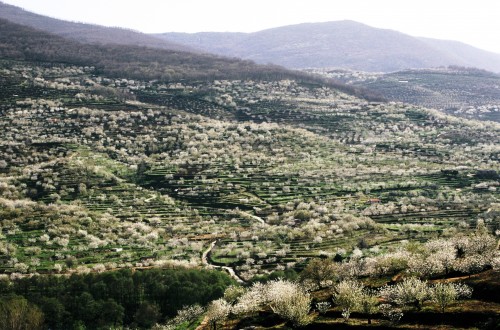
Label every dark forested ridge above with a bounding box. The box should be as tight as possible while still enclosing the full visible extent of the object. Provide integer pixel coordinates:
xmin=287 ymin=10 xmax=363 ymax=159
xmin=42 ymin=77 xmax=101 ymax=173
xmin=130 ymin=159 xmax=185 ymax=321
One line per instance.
xmin=157 ymin=21 xmax=500 ymax=72
xmin=0 ymin=268 xmax=233 ymax=329
xmin=0 ymin=18 xmax=290 ymax=82
xmin=0 ymin=18 xmax=278 ymax=81
xmin=0 ymin=18 xmax=384 ymax=100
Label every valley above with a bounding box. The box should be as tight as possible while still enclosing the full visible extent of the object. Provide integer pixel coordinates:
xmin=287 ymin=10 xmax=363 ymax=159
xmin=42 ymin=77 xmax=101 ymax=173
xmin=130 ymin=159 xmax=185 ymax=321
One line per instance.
xmin=0 ymin=2 xmax=499 ymax=329
xmin=0 ymin=59 xmax=498 ymax=328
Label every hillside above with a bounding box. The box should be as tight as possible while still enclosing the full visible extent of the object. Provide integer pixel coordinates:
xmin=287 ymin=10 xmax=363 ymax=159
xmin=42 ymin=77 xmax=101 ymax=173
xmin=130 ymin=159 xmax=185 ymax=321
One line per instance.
xmin=157 ymin=20 xmax=500 ymax=72
xmin=357 ymin=67 xmax=500 ymax=122
xmin=0 ymin=18 xmax=385 ymax=101
xmin=0 ymin=58 xmax=499 ymax=328
xmin=1 ymin=58 xmax=499 ymax=276
xmin=0 ymin=8 xmax=499 ymax=329
xmin=0 ymin=1 xmax=192 ymax=52
xmin=419 ymin=37 xmax=500 ymax=72
xmin=310 ymin=66 xmax=500 ymax=122
xmin=0 ymin=18 xmax=304 ymax=83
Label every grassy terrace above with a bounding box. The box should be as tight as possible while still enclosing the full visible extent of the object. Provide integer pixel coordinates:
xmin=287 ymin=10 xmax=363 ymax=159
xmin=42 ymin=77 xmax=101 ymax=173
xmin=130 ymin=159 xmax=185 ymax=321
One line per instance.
xmin=0 ymin=61 xmax=499 ymax=279
xmin=344 ymin=67 xmax=500 ymax=123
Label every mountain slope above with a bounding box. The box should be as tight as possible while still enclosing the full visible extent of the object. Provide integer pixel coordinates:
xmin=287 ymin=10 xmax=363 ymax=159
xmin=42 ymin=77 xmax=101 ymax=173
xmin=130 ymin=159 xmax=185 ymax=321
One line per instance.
xmin=0 ymin=18 xmax=293 ymax=82
xmin=0 ymin=1 xmax=192 ymax=52
xmin=350 ymin=67 xmax=500 ymax=122
xmin=157 ymin=21 xmax=500 ymax=72
xmin=1 ymin=59 xmax=499 ymax=281
xmin=419 ymin=37 xmax=500 ymax=72
xmin=0 ymin=18 xmax=384 ymax=100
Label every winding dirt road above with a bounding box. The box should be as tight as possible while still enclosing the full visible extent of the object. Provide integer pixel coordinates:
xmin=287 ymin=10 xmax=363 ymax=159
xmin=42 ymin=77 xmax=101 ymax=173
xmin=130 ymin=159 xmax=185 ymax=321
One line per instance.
xmin=238 ymin=210 xmax=266 ymax=225
xmin=202 ymin=240 xmax=244 ymax=283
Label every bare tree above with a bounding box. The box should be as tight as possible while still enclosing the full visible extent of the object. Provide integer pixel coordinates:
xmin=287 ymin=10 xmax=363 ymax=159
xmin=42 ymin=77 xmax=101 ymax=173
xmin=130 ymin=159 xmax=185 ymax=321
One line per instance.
xmin=300 ymin=258 xmax=337 ymax=289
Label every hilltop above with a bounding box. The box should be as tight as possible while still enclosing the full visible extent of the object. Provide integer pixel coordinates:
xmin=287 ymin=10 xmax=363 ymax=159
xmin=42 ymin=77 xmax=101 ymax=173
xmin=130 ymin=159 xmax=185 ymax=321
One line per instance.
xmin=3 ymin=1 xmax=500 ymax=73
xmin=157 ymin=20 xmax=500 ymax=72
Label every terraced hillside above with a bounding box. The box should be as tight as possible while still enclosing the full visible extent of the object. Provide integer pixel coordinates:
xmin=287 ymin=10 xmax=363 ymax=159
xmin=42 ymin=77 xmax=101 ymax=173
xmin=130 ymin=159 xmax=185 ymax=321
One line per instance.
xmin=1 ymin=60 xmax=498 ymax=282
xmin=310 ymin=67 xmax=500 ymax=122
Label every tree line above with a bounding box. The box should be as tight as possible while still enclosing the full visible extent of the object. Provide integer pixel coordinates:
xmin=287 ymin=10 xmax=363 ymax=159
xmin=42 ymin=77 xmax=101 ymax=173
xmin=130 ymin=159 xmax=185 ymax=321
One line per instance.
xmin=0 ymin=267 xmax=233 ymax=329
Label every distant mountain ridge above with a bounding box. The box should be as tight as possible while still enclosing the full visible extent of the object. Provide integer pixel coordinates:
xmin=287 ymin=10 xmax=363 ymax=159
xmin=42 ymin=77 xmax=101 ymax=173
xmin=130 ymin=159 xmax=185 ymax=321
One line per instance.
xmin=0 ymin=18 xmax=289 ymax=82
xmin=157 ymin=21 xmax=500 ymax=73
xmin=0 ymin=17 xmax=385 ymax=101
xmin=0 ymin=1 xmax=193 ymax=52
xmin=3 ymin=1 xmax=500 ymax=74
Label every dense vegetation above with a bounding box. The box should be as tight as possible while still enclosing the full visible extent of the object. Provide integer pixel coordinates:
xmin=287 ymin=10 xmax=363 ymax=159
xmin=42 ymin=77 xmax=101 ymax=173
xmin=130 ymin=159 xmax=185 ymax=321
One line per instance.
xmin=0 ymin=267 xmax=232 ymax=329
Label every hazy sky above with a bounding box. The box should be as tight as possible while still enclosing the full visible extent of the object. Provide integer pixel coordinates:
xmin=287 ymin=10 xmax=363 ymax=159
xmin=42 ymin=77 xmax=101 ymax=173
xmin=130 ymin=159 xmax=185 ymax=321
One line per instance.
xmin=3 ymin=0 xmax=500 ymax=54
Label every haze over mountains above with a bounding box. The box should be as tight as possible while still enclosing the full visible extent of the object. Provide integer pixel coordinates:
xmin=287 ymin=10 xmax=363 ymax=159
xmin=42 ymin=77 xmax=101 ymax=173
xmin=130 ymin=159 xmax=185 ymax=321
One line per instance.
xmin=2 ymin=1 xmax=500 ymax=73
xmin=157 ymin=21 xmax=500 ymax=73
xmin=0 ymin=1 xmax=192 ymax=52
xmin=3 ymin=16 xmax=332 ymax=87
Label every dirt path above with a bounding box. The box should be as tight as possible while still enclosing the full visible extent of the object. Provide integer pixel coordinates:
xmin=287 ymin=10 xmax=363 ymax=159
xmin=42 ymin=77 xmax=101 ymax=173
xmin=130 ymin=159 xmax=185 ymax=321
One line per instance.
xmin=144 ymin=193 xmax=157 ymax=203
xmin=391 ymin=270 xmax=491 ymax=284
xmin=238 ymin=210 xmax=266 ymax=225
xmin=429 ymin=271 xmax=490 ymax=283
xmin=202 ymin=240 xmax=244 ymax=284
xmin=195 ymin=317 xmax=209 ymax=330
